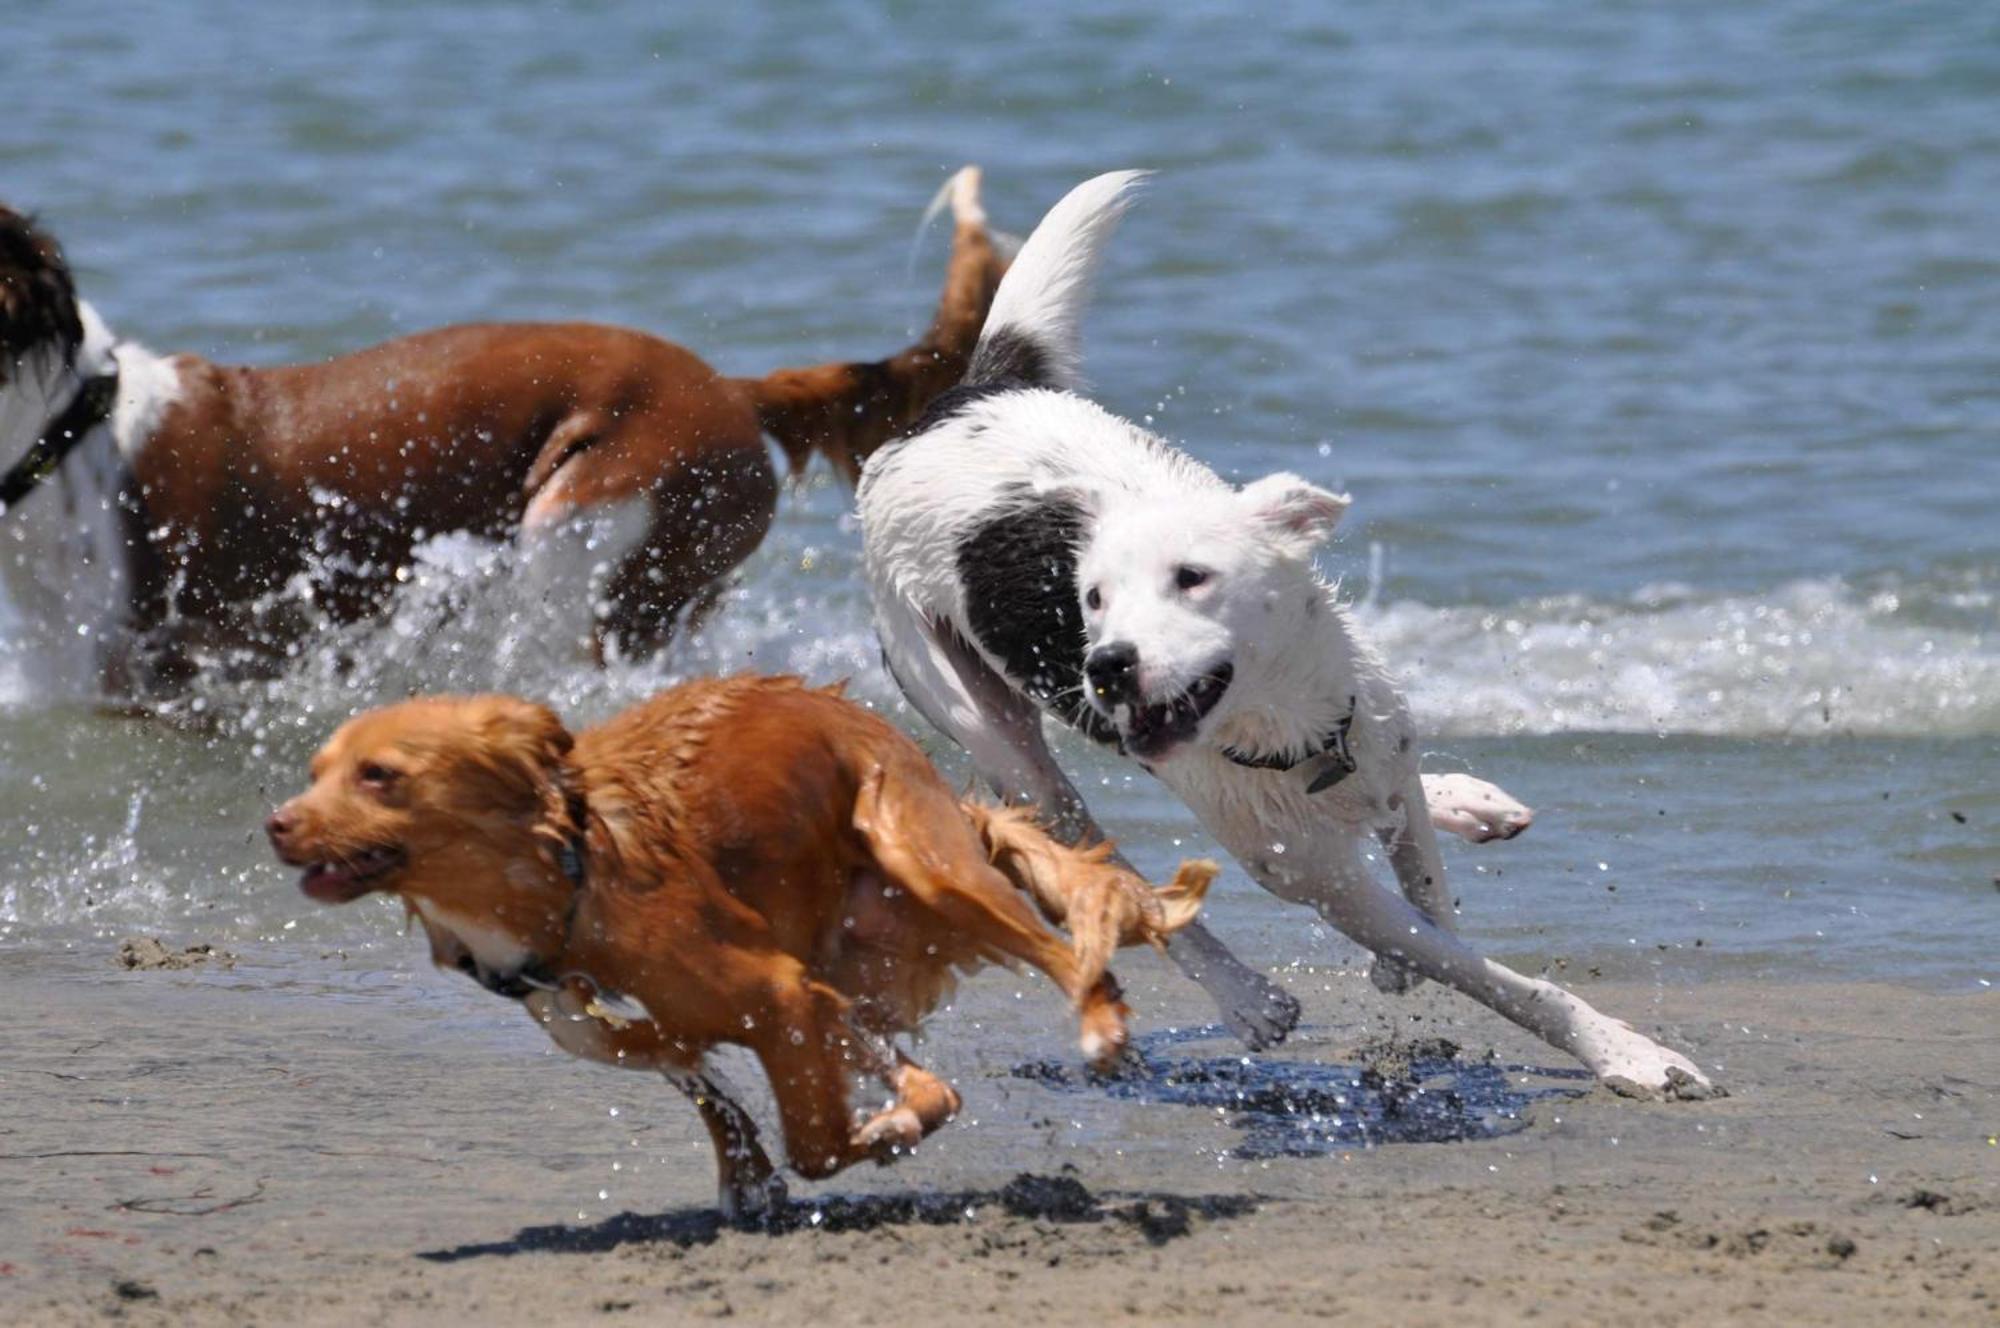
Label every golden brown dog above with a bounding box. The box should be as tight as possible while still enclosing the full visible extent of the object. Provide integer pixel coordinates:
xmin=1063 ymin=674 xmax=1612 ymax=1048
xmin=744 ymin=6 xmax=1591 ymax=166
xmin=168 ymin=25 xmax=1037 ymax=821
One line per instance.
xmin=266 ymin=674 xmax=1214 ymax=1219
xmin=0 ymin=170 xmax=1005 ymax=691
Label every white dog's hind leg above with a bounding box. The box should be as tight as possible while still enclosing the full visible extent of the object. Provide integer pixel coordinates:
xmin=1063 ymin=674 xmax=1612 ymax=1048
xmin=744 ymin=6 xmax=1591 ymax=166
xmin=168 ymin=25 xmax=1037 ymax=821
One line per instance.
xmin=873 ymin=597 xmax=1301 ymax=1050
xmin=1274 ymin=841 xmax=1714 ymax=1098
xmin=1421 ymin=772 xmax=1534 ymax=844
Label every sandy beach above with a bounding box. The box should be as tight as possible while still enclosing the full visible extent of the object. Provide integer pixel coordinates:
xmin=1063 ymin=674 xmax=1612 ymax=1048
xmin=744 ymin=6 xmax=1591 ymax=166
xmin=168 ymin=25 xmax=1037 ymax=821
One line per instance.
xmin=7 ymin=3 xmax=2000 ymax=1324
xmin=5 ymin=944 xmax=1992 ymax=1326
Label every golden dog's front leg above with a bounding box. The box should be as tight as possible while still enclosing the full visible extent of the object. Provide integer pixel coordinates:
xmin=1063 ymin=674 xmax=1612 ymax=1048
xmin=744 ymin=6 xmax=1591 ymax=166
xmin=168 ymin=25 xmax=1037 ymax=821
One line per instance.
xmin=664 ymin=1068 xmax=788 ymax=1225
xmin=520 ymin=984 xmax=788 ymax=1222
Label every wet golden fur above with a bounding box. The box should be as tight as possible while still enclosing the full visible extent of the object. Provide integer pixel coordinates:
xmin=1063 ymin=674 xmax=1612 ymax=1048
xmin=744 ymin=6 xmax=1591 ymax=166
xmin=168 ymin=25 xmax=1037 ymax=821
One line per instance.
xmin=269 ymin=674 xmax=1212 ymax=1217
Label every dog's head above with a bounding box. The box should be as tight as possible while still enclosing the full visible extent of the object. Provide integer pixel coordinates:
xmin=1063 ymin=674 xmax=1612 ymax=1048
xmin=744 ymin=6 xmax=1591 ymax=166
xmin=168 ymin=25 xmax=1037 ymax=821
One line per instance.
xmin=0 ymin=204 xmax=88 ymax=456
xmin=1074 ymin=472 xmax=1348 ymax=760
xmin=0 ymin=206 xmax=82 ymax=372
xmin=267 ymin=695 xmax=578 ymax=929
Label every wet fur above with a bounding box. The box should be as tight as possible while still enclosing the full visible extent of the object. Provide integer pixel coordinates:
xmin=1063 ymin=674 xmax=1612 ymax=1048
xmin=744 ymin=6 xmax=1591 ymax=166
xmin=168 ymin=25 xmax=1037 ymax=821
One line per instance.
xmin=270 ymin=675 xmax=1212 ymax=1217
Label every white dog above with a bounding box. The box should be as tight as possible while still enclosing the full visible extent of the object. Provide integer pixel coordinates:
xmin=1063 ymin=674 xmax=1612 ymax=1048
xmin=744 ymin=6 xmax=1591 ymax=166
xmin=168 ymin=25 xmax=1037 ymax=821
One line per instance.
xmin=859 ymin=172 xmax=1713 ymax=1096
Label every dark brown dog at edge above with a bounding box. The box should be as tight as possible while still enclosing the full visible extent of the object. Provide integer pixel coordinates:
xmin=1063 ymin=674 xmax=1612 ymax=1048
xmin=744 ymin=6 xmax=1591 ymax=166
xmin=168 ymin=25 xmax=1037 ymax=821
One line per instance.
xmin=0 ymin=169 xmax=1005 ymax=688
xmin=266 ymin=674 xmax=1216 ymax=1220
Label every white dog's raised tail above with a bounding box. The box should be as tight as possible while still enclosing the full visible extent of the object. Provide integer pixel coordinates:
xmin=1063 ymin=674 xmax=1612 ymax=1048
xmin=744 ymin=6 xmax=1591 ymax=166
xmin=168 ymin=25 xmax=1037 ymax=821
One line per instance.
xmin=967 ymin=170 xmax=1148 ymax=392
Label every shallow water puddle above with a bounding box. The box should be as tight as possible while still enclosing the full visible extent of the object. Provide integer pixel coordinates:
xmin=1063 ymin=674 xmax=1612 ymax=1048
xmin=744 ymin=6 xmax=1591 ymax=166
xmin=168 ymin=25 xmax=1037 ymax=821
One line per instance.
xmin=1012 ymin=1026 xmax=1587 ymax=1157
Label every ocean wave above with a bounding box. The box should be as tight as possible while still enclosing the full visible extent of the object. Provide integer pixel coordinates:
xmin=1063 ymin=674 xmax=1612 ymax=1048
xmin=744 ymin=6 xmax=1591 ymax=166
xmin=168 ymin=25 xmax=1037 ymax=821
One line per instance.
xmin=2 ymin=523 xmax=1992 ymax=741
xmin=1367 ymin=574 xmax=1997 ymax=738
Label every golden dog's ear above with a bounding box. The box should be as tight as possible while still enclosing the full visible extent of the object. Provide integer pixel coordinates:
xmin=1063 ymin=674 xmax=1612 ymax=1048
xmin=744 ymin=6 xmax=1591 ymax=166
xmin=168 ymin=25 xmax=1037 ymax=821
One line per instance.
xmin=455 ymin=695 xmax=576 ymax=819
xmin=470 ymin=694 xmax=573 ymax=762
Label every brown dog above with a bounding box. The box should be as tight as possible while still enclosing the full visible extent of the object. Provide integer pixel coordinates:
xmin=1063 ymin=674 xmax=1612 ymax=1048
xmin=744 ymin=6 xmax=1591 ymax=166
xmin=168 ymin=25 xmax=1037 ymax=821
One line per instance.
xmin=266 ymin=675 xmax=1214 ymax=1219
xmin=0 ymin=170 xmax=1005 ymax=692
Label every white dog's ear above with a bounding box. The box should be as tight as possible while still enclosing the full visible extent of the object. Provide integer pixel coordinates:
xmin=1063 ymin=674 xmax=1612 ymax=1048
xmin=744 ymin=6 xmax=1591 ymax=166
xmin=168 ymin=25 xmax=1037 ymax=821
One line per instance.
xmin=1034 ymin=479 xmax=1100 ymax=522
xmin=1239 ymin=474 xmax=1349 ymax=555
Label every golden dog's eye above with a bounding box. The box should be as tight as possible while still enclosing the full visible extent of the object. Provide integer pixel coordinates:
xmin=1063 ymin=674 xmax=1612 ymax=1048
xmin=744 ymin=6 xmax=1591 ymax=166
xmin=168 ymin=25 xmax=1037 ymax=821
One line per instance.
xmin=1175 ymin=565 xmax=1210 ymax=591
xmin=358 ymin=762 xmax=400 ymax=789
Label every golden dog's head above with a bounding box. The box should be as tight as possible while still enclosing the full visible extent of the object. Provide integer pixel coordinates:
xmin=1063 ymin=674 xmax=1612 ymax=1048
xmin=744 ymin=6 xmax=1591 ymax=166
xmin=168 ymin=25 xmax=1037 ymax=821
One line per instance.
xmin=268 ymin=695 xmax=576 ymax=922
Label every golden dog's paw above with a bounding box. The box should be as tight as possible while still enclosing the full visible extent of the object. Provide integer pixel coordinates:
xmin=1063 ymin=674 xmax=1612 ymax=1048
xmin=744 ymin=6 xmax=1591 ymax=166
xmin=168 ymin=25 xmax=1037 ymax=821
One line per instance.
xmin=718 ymin=1171 xmax=790 ymax=1227
xmin=853 ymin=1105 xmax=925 ymax=1161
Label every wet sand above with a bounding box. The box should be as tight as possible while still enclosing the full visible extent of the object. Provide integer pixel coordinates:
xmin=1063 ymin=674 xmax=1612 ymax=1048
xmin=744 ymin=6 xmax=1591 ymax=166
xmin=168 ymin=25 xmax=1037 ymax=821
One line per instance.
xmin=3 ymin=946 xmax=1994 ymax=1326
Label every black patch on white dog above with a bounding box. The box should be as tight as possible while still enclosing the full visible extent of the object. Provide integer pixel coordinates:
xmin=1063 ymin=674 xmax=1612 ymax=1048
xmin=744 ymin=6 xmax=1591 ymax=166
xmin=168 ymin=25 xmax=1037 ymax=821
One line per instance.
xmin=898 ymin=379 xmax=1017 ymax=443
xmin=956 ymin=486 xmax=1117 ymax=746
xmin=967 ymin=328 xmax=1052 ymax=390
xmin=891 ymin=328 xmax=1057 ymax=446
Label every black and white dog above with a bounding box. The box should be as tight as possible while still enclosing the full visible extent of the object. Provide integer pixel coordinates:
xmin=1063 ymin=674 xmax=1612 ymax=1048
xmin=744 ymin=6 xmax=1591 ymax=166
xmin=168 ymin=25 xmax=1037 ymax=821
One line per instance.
xmin=858 ymin=173 xmax=1712 ymax=1095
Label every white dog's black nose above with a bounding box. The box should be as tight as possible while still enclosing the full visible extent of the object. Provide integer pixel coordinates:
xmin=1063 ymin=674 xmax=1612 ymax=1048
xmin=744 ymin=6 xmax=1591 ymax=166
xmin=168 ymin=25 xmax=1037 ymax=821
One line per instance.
xmin=1085 ymin=641 xmax=1141 ymax=702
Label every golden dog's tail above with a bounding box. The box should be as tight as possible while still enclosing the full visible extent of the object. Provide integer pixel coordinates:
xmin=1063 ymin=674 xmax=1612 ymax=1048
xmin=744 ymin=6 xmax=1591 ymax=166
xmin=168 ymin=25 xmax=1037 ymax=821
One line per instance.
xmin=737 ymin=165 xmax=1008 ymax=485
xmin=963 ymin=802 xmax=1216 ymax=993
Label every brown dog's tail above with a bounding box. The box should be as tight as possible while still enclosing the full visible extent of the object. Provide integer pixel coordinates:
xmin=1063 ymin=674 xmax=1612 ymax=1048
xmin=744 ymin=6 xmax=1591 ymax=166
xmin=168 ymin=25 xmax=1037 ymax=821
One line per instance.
xmin=736 ymin=166 xmax=1008 ymax=485
xmin=964 ymin=802 xmax=1217 ymax=994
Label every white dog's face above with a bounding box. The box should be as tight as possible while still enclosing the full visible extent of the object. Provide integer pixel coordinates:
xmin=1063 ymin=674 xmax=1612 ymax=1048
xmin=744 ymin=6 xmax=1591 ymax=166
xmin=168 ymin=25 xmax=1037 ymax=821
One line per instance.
xmin=1075 ymin=472 xmax=1348 ymax=760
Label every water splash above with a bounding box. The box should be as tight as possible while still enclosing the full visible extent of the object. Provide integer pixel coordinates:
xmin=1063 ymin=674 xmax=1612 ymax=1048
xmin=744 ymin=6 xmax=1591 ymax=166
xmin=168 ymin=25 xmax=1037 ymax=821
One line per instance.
xmin=1369 ymin=572 xmax=1999 ymax=738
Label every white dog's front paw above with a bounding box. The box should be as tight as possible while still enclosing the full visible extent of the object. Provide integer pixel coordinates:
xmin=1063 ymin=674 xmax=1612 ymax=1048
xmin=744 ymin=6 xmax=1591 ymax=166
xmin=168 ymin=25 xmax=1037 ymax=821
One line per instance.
xmin=1577 ymin=1018 xmax=1722 ymax=1100
xmin=1215 ymin=972 xmax=1302 ymax=1050
xmin=1421 ymin=773 xmax=1534 ymax=844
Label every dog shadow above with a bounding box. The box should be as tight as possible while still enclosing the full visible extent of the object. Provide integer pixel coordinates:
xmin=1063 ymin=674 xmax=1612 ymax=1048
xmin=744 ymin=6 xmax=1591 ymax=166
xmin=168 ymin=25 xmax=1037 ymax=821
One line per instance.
xmin=416 ymin=1170 xmax=1255 ymax=1263
xmin=1012 ymin=1025 xmax=1590 ymax=1159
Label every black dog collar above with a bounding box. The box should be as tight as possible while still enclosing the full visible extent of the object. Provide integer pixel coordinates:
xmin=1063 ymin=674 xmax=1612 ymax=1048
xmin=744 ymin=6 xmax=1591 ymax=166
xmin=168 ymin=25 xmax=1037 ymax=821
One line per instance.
xmin=1221 ymin=697 xmax=1358 ymax=794
xmin=0 ymin=364 xmax=119 ymax=512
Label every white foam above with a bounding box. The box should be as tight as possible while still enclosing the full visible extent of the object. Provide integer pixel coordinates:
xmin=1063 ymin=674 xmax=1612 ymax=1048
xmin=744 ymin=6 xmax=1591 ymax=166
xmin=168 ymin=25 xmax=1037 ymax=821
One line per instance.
xmin=2 ymin=512 xmax=1993 ymax=744
xmin=1366 ymin=575 xmax=1999 ymax=738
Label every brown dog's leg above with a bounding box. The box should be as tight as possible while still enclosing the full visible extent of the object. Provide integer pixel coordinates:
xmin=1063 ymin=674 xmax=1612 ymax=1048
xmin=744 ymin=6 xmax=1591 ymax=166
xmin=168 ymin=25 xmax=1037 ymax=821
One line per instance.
xmin=852 ymin=758 xmax=1130 ymax=1066
xmin=664 ymin=1067 xmax=787 ymax=1224
xmin=522 ymin=430 xmax=780 ymax=662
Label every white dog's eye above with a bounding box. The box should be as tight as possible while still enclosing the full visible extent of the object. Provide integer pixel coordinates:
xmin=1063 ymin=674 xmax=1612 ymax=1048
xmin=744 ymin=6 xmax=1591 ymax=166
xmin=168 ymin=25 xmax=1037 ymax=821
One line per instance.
xmin=1175 ymin=565 xmax=1210 ymax=591
xmin=1085 ymin=586 xmax=1102 ymax=611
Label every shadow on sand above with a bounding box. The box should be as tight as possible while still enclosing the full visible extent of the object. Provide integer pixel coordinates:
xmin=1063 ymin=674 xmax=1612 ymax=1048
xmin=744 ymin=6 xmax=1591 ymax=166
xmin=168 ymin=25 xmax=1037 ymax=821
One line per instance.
xmin=1013 ymin=1025 xmax=1590 ymax=1159
xmin=416 ymin=1171 xmax=1256 ymax=1263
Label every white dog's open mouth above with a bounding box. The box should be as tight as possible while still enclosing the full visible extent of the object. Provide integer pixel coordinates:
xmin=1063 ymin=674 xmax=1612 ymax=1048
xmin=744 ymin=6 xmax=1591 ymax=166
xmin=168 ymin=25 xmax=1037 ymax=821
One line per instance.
xmin=298 ymin=847 xmax=405 ymax=904
xmin=1118 ymin=663 xmax=1233 ymax=760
